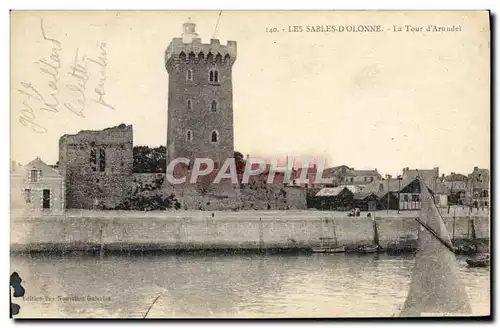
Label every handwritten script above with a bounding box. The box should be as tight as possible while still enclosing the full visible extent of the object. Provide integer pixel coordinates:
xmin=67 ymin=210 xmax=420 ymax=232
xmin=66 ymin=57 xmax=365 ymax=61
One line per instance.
xmin=17 ymin=18 xmax=116 ymax=133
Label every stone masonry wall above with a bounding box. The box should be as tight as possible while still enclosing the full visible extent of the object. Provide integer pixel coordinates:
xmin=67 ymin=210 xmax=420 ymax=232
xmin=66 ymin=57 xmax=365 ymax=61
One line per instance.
xmin=58 ymin=124 xmax=134 ymax=209
xmin=165 ymin=39 xmax=236 ymax=169
xmin=11 ymin=210 xmax=489 ymax=252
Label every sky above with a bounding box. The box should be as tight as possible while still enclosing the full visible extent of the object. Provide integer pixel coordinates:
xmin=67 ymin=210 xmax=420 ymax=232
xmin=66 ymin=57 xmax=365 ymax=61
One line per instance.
xmin=10 ymin=11 xmax=490 ymax=176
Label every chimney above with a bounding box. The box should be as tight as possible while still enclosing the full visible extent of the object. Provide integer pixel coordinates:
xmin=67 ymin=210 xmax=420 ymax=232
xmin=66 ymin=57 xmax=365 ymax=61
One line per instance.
xmin=474 ymin=166 xmax=478 ymax=171
xmin=385 ymin=174 xmax=392 ymax=180
xmin=246 ymin=154 xmax=249 ymax=160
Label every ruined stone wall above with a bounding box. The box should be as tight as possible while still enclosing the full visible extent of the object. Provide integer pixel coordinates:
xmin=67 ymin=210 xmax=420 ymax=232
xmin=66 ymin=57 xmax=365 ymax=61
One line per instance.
xmin=132 ymin=173 xmax=166 ymax=194
xmin=169 ymin=183 xmax=307 ymax=211
xmin=237 ymin=185 xmax=307 ymax=210
xmin=58 ymin=124 xmax=133 ymax=209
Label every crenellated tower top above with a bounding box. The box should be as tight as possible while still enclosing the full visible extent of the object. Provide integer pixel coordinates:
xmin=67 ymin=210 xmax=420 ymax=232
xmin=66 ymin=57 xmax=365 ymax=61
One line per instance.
xmin=165 ymin=19 xmax=237 ymax=71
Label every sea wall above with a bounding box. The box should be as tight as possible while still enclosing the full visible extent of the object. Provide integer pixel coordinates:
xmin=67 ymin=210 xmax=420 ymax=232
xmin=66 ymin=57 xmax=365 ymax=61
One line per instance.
xmin=10 ymin=209 xmax=489 ymax=253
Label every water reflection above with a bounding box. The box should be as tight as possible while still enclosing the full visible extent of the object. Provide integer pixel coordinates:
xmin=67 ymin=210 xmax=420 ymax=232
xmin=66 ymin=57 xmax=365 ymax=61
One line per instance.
xmin=11 ymin=253 xmax=489 ymax=318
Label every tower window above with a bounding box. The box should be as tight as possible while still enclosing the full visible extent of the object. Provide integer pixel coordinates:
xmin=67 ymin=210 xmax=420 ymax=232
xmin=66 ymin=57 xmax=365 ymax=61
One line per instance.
xmin=99 ymin=148 xmax=106 ymax=172
xmin=186 ymin=130 xmax=193 ymax=141
xmin=187 ymin=100 xmax=193 ymax=110
xmin=211 ymin=100 xmax=218 ymax=113
xmin=186 ymin=69 xmax=193 ymax=81
xmin=211 ymin=130 xmax=219 ymax=143
xmin=90 ymin=149 xmax=97 ymax=171
xmin=209 ymin=69 xmax=219 ymax=84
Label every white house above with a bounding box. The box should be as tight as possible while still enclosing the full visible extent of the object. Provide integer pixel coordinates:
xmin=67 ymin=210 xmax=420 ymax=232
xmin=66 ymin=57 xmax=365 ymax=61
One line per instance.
xmin=11 ymin=157 xmax=65 ymax=213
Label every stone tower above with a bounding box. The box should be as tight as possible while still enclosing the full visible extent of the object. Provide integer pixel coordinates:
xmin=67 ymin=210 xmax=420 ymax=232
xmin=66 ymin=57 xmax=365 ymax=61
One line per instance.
xmin=165 ymin=19 xmax=237 ymax=170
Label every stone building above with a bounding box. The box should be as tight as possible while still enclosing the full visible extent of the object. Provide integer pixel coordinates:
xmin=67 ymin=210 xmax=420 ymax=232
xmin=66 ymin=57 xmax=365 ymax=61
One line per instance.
xmin=443 ymin=172 xmax=468 ymax=205
xmin=351 ymin=169 xmax=382 ymax=186
xmin=58 ymin=124 xmax=133 ymax=209
xmin=165 ymin=19 xmax=237 ymax=171
xmin=401 ymin=167 xmax=449 ymax=207
xmin=10 ymin=157 xmax=65 ymax=213
xmin=468 ymin=166 xmax=489 ymax=208
xmin=402 ymin=167 xmax=439 ymax=181
xmin=319 ymin=165 xmax=382 ymax=188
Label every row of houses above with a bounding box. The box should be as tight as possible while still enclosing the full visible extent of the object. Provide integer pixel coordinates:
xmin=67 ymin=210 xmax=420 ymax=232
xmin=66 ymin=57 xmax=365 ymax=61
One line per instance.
xmin=11 ymin=153 xmax=489 ymax=213
xmin=442 ymin=167 xmax=490 ymax=207
xmin=309 ymin=167 xmax=489 ymax=211
xmin=291 ymin=165 xmax=383 ymax=188
xmin=309 ymin=177 xmax=442 ymax=212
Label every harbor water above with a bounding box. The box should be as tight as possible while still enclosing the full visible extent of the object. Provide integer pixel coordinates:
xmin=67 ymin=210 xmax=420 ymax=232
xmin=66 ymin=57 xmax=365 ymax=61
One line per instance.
xmin=11 ymin=253 xmax=490 ymax=318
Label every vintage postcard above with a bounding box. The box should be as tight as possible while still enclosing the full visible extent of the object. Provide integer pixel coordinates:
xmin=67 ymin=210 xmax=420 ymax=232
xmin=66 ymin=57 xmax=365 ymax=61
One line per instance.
xmin=10 ymin=10 xmax=490 ymax=319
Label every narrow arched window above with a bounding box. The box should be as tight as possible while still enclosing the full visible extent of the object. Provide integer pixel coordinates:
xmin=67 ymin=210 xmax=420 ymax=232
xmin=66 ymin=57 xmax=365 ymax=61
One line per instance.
xmin=99 ymin=148 xmax=106 ymax=172
xmin=187 ymin=100 xmax=192 ymax=110
xmin=90 ymin=148 xmax=97 ymax=171
xmin=186 ymin=69 xmax=193 ymax=81
xmin=211 ymin=100 xmax=218 ymax=113
xmin=211 ymin=130 xmax=219 ymax=143
xmin=209 ymin=68 xmax=219 ymax=84
xmin=186 ymin=130 xmax=192 ymax=141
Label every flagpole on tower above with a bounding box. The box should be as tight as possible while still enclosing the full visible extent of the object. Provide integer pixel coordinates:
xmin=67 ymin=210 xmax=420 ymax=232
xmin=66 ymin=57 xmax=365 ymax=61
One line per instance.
xmin=212 ymin=10 xmax=222 ymax=39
